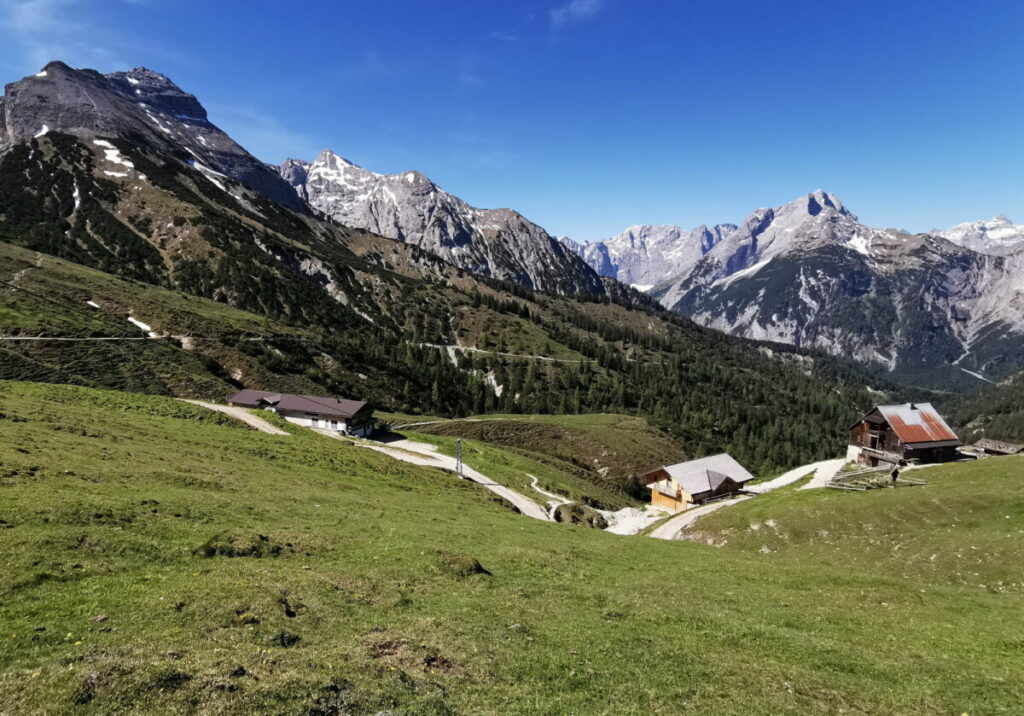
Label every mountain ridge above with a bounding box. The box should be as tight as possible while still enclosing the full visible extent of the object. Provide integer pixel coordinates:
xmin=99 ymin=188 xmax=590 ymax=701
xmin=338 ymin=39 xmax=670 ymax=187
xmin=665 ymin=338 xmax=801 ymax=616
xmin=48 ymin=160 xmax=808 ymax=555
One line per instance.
xmin=280 ymin=148 xmax=605 ymax=295
xmin=0 ymin=61 xmax=304 ymax=211
xmin=651 ymin=191 xmax=1024 ymax=385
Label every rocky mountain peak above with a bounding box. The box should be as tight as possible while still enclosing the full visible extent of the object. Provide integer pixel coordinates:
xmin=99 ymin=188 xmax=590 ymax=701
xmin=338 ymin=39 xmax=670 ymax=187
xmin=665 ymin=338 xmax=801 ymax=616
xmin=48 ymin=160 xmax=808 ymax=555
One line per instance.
xmin=0 ymin=61 xmax=304 ymax=211
xmin=937 ymin=214 xmax=1024 ymax=256
xmin=573 ymin=222 xmax=736 ymax=288
xmin=285 ymin=149 xmax=604 ymax=294
xmin=802 ymin=189 xmax=850 ymax=218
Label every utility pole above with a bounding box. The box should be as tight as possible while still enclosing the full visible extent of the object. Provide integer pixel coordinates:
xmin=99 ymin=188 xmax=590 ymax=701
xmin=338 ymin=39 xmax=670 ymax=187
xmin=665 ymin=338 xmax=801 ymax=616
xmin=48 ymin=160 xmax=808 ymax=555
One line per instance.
xmin=456 ymin=438 xmax=463 ymax=479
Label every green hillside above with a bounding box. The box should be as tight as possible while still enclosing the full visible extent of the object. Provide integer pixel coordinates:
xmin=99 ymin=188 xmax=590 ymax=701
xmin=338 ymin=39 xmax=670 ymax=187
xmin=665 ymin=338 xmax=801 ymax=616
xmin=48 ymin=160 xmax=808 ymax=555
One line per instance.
xmin=687 ymin=458 xmax=1024 ymax=591
xmin=946 ymin=370 xmax=1024 ymax=443
xmin=1 ymin=233 xmax=886 ymax=479
xmin=406 ymin=413 xmax=687 ymax=500
xmin=1 ymin=381 xmax=1022 ymax=713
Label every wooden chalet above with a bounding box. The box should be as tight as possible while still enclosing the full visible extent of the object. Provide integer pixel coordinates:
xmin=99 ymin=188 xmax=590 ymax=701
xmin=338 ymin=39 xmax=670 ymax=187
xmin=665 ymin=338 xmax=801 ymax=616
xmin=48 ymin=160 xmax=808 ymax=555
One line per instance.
xmin=640 ymin=454 xmax=756 ymax=514
xmin=848 ymin=403 xmax=960 ymax=467
xmin=226 ymin=389 xmax=375 ymax=437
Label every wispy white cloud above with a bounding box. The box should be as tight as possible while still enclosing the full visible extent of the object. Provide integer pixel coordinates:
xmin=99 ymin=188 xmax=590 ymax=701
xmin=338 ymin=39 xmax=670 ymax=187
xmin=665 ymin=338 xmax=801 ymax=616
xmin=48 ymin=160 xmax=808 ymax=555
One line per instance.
xmin=334 ymin=50 xmax=403 ymax=85
xmin=491 ymin=11 xmax=537 ymax=42
xmin=457 ymin=57 xmax=483 ymax=90
xmin=550 ymin=0 xmax=604 ymax=27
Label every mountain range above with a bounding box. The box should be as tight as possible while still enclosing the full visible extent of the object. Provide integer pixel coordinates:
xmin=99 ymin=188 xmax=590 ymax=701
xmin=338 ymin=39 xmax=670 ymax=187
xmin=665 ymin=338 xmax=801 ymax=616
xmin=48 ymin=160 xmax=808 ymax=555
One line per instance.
xmin=572 ymin=194 xmax=1024 ymax=386
xmin=1 ymin=60 xmax=1022 ymax=394
xmin=279 ymin=150 xmax=603 ymax=295
xmin=564 ymin=223 xmax=735 ymax=291
xmin=1 ymin=60 xmax=896 ymax=476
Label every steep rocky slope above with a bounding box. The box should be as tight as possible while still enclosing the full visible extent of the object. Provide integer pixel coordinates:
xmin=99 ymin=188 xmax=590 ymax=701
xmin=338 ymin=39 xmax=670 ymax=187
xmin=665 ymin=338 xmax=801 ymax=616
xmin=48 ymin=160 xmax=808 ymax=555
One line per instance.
xmin=569 ymin=223 xmax=734 ymax=289
xmin=0 ymin=61 xmax=303 ymax=211
xmin=281 ymin=149 xmax=604 ymax=295
xmin=652 ymin=191 xmax=1024 ymax=386
xmin=936 ymin=215 xmax=1024 ymax=255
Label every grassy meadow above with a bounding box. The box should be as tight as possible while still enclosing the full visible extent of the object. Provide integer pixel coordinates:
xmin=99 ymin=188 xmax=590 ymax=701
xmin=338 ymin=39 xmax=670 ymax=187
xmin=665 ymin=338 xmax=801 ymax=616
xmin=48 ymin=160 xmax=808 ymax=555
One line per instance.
xmin=1 ymin=380 xmax=1023 ymax=714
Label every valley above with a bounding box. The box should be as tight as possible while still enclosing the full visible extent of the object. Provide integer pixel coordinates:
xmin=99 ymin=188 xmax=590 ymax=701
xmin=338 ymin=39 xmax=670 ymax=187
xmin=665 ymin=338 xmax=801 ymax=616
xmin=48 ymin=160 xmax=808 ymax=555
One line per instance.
xmin=1 ymin=52 xmax=1022 ymax=716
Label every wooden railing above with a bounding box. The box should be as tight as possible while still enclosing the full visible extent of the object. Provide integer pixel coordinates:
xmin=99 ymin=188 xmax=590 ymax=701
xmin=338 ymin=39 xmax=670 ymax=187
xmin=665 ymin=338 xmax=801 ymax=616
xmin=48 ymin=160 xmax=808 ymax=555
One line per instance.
xmin=859 ymin=446 xmax=903 ymax=464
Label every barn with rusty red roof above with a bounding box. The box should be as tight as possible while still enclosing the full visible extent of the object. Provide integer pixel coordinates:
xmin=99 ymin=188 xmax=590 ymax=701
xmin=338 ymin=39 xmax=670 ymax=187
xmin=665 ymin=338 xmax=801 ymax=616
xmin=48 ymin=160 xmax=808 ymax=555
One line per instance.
xmin=848 ymin=403 xmax=961 ymax=467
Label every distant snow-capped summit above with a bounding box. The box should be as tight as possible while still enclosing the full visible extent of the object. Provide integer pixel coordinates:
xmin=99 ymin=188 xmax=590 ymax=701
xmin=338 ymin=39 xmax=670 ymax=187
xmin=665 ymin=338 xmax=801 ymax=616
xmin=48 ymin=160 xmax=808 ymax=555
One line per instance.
xmin=936 ymin=215 xmax=1024 ymax=256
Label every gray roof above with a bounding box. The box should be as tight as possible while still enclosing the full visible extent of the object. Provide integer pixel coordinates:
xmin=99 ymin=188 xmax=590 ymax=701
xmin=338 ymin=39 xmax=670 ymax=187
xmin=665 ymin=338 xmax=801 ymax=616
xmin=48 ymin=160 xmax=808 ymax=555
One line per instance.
xmin=974 ymin=438 xmax=1024 ymax=454
xmin=650 ymin=453 xmax=756 ymax=495
xmin=227 ymin=389 xmax=369 ymax=419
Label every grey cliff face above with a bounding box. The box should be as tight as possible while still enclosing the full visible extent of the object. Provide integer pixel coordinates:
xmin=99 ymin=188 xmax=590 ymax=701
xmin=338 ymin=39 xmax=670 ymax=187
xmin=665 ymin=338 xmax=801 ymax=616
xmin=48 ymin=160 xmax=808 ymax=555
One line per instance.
xmin=280 ymin=158 xmax=310 ymax=202
xmin=574 ymin=223 xmax=735 ymax=289
xmin=936 ymin=215 xmax=1024 ymax=256
xmin=282 ymin=149 xmax=604 ymax=295
xmin=0 ymin=61 xmax=304 ymax=211
xmin=650 ymin=191 xmax=1024 ymax=384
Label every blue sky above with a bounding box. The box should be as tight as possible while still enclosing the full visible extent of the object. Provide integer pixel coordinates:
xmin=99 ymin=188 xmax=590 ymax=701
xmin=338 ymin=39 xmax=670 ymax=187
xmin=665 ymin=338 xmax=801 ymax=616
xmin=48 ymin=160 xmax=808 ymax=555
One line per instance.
xmin=1 ymin=0 xmax=1022 ymax=240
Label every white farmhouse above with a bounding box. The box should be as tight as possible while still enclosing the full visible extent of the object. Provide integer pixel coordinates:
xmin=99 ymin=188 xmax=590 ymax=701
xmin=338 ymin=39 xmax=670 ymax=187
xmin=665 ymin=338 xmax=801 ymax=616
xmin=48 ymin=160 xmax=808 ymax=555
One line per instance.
xmin=226 ymin=389 xmax=375 ymax=437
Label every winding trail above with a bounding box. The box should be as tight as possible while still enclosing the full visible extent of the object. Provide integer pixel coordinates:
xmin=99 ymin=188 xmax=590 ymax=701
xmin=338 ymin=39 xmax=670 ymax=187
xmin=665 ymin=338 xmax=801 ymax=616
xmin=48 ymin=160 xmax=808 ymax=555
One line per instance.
xmin=648 ymin=496 xmax=754 ymax=540
xmin=419 ymin=342 xmax=585 ymax=364
xmin=798 ymin=458 xmax=848 ymax=490
xmin=528 ymin=473 xmax=572 ymax=518
xmin=754 ymin=458 xmax=845 ymax=493
xmin=180 ymin=400 xmax=290 ymax=435
xmin=324 ymin=433 xmax=552 ymax=522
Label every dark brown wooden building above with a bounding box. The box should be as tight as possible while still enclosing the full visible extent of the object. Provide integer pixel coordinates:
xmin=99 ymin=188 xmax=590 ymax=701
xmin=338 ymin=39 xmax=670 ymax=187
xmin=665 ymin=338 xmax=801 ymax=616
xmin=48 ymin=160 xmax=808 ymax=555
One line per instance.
xmin=848 ymin=403 xmax=960 ymax=467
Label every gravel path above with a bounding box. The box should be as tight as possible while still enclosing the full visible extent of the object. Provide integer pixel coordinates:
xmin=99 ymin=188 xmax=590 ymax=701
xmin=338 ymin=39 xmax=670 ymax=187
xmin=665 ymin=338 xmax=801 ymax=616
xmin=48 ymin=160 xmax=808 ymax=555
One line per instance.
xmin=180 ymin=400 xmax=290 ymax=436
xmin=798 ymin=458 xmax=847 ymax=490
xmin=324 ymin=433 xmax=552 ymax=522
xmin=751 ymin=458 xmax=846 ymax=494
xmin=649 ymin=457 xmax=847 ymax=540
xmin=648 ymin=496 xmax=755 ymax=540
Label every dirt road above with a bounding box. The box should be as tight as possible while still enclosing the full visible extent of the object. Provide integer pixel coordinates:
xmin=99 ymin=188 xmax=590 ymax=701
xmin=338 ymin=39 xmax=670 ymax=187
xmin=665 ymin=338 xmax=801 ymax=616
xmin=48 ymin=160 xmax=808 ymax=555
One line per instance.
xmin=648 ymin=495 xmax=754 ymax=540
xmin=181 ymin=400 xmax=290 ymax=436
xmin=649 ymin=458 xmax=846 ymax=540
xmin=797 ymin=458 xmax=847 ymax=490
xmin=322 ymin=433 xmax=552 ymax=522
xmin=752 ymin=458 xmax=846 ymax=493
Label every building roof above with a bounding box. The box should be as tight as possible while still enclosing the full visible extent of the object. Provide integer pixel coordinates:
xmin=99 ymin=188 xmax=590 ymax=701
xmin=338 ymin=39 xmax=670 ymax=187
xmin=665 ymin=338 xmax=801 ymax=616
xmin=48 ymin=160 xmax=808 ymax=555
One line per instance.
xmin=226 ymin=389 xmax=369 ymax=419
xmin=644 ymin=453 xmax=756 ymax=496
xmin=974 ymin=437 xmax=1024 ymax=455
xmin=864 ymin=403 xmax=960 ymax=445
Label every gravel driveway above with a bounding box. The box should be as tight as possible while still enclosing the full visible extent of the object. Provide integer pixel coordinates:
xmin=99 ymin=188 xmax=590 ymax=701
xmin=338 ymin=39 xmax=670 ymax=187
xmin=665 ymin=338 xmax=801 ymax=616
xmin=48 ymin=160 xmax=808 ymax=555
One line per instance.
xmin=181 ymin=400 xmax=290 ymax=435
